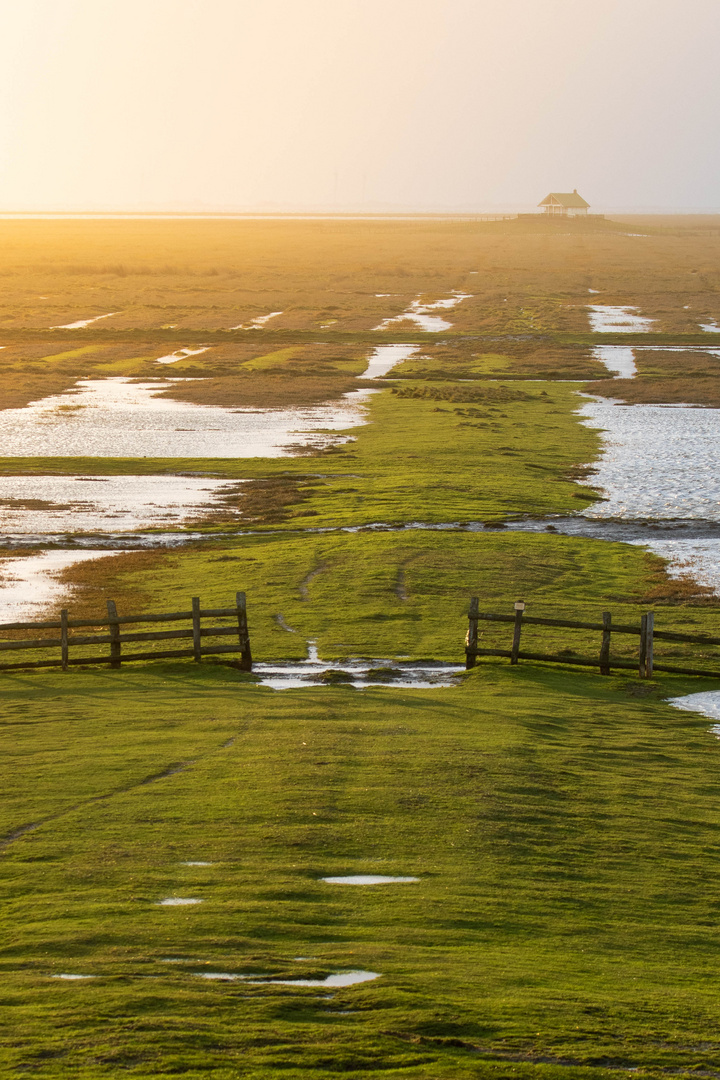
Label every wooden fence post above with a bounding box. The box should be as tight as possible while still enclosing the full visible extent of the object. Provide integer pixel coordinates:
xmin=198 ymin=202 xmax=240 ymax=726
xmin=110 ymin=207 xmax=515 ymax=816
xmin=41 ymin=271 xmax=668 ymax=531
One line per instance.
xmin=466 ymin=597 xmax=479 ymax=670
xmin=510 ymin=601 xmax=525 ymax=665
xmin=107 ymin=600 xmax=121 ymax=669
xmin=645 ymin=612 xmax=654 ymax=679
xmin=600 ymin=611 xmax=611 ymax=675
xmin=639 ymin=613 xmax=648 ymax=677
xmin=60 ymin=609 xmax=69 ymax=672
xmin=236 ymin=591 xmax=252 ymax=671
xmin=192 ymin=597 xmax=202 ymax=662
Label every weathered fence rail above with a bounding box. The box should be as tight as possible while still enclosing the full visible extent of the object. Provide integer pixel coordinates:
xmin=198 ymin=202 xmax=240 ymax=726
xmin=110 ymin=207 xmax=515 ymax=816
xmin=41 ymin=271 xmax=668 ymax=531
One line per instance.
xmin=0 ymin=592 xmax=252 ymax=673
xmin=465 ymin=598 xmax=720 ymax=679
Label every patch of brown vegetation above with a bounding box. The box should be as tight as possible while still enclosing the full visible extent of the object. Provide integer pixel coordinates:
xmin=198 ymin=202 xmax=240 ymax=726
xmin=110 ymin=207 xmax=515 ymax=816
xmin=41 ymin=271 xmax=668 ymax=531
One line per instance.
xmin=586 ymin=376 xmax=720 ymax=408
xmin=56 ymin=550 xmax=171 ymax=618
xmin=216 ymin=476 xmax=317 ymax=525
xmin=158 ymin=372 xmax=363 ymax=409
xmin=390 ymin=341 xmax=603 ymax=381
xmin=0 ymin=374 xmax=81 ymax=409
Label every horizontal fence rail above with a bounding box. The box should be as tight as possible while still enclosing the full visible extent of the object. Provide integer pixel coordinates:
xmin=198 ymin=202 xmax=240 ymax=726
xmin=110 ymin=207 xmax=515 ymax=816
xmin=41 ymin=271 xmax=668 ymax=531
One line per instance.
xmin=465 ymin=599 xmax=720 ymax=679
xmin=0 ymin=592 xmax=252 ymax=673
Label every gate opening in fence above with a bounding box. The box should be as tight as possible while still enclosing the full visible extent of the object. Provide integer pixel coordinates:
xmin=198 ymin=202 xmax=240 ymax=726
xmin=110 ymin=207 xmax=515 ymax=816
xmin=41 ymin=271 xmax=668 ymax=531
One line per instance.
xmin=1 ymin=589 xmax=718 ymax=681
xmin=465 ymin=598 xmax=720 ymax=679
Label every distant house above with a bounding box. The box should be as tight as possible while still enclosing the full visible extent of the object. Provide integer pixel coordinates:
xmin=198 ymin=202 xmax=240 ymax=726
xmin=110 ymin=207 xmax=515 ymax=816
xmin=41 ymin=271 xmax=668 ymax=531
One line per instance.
xmin=538 ymin=190 xmax=590 ymax=216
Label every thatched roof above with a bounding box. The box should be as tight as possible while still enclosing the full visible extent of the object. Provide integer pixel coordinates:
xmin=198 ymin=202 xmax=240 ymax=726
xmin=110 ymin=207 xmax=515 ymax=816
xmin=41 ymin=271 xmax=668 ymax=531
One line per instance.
xmin=538 ymin=190 xmax=590 ymax=208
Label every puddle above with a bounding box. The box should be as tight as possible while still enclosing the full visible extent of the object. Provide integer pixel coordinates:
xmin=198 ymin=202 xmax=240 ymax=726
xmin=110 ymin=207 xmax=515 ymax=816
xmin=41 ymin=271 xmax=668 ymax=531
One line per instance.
xmin=157 ymin=898 xmax=203 ymax=906
xmin=0 ymin=475 xmax=244 ymax=533
xmin=194 ymin=969 xmax=380 ymax=987
xmin=52 ymin=974 xmax=96 ymax=980
xmin=248 ymin=971 xmax=380 ymax=988
xmin=182 ymin=861 xmax=213 ymax=866
xmin=51 ymin=313 xmax=118 ymax=329
xmin=592 ymin=345 xmax=637 ymax=378
xmin=375 ymin=292 xmax=471 ymax=332
xmin=669 ymin=691 xmax=720 ymax=725
xmin=229 ymin=311 xmax=283 ymax=330
xmin=587 ymin=305 xmax=655 ymax=332
xmin=156 ymin=347 xmax=210 ymax=365
xmin=0 ymin=378 xmax=373 ymax=458
xmin=255 ymin=642 xmax=463 ymax=690
xmin=0 ymin=549 xmax=124 ymax=623
xmin=321 ymin=875 xmax=419 ymax=884
xmin=359 ymin=344 xmax=419 ymax=379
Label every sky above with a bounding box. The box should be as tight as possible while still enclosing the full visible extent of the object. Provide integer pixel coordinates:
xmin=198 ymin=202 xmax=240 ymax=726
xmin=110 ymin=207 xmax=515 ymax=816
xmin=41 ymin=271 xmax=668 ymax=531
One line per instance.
xmin=0 ymin=0 xmax=718 ymax=212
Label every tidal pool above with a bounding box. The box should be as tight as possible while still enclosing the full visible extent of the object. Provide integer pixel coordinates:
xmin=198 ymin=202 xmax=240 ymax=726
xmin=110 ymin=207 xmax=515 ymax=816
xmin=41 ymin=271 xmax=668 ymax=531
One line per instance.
xmin=376 ymin=292 xmax=471 ymax=332
xmin=0 ymin=549 xmax=124 ymax=623
xmin=587 ymin=305 xmax=654 ymax=332
xmin=51 ymin=312 xmax=118 ymax=329
xmin=0 ymin=378 xmax=373 ymax=458
xmin=592 ymin=345 xmax=637 ymax=378
xmin=579 ymin=399 xmax=720 ymax=521
xmin=628 ymin=537 xmax=720 ymax=596
xmin=229 ymin=311 xmax=284 ymax=330
xmin=578 ymin=397 xmax=720 ymax=594
xmin=156 ymin=347 xmax=210 ymax=365
xmin=593 ymin=345 xmax=720 ymax=380
xmin=669 ymin=691 xmax=720 ymax=726
xmin=0 ymin=474 xmax=243 ymax=533
xmin=359 ymin=344 xmax=419 ymax=379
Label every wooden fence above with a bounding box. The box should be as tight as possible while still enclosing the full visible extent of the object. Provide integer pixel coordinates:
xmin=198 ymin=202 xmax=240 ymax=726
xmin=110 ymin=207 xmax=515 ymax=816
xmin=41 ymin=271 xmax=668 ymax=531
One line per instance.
xmin=465 ymin=599 xmax=720 ymax=679
xmin=0 ymin=592 xmax=252 ymax=673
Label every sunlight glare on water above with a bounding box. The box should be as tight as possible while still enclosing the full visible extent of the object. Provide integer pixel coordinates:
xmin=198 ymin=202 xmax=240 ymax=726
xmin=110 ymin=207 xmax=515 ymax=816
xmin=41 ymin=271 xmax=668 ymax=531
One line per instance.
xmin=0 ymin=378 xmax=372 ymax=458
xmin=0 ymin=474 xmax=243 ymax=533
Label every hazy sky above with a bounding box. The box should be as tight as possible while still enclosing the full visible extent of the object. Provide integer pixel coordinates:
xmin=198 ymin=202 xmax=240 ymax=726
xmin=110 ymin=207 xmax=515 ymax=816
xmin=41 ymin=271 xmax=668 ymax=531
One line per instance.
xmin=0 ymin=0 xmax=718 ymax=212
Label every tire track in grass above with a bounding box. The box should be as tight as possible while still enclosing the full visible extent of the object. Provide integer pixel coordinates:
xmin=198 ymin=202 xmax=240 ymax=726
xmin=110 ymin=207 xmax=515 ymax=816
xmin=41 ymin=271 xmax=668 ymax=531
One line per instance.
xmin=0 ymin=733 xmax=240 ymax=852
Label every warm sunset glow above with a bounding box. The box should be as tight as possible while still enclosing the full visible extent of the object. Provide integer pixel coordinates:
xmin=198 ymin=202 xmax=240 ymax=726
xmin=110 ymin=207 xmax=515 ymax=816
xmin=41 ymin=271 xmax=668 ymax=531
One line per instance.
xmin=0 ymin=0 xmax=718 ymax=211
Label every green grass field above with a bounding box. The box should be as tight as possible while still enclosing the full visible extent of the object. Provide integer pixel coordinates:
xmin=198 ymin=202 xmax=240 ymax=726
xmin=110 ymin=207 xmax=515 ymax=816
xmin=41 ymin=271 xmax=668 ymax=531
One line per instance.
xmin=3 ymin=665 xmax=720 ymax=1078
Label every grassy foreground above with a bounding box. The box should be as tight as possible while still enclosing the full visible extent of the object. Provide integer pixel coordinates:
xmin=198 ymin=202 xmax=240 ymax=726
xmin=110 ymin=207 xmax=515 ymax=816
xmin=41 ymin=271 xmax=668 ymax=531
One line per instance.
xmin=2 ymin=664 xmax=720 ymax=1077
